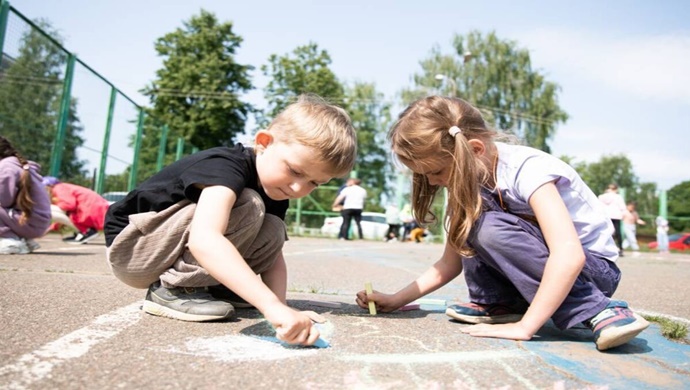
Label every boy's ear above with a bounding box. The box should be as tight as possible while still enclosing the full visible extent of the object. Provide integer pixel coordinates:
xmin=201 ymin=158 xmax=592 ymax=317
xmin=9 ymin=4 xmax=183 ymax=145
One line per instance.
xmin=254 ymin=130 xmax=273 ymax=154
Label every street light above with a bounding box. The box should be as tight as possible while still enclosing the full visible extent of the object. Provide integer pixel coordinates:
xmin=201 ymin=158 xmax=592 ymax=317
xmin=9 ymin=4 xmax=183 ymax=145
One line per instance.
xmin=434 ymin=74 xmax=457 ymax=96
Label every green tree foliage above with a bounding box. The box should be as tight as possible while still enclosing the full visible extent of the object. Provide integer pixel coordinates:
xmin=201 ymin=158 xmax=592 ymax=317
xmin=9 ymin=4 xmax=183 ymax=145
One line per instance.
xmin=260 ymin=43 xmax=347 ymax=228
xmin=345 ymin=82 xmax=392 ymax=212
xmin=668 ymin=181 xmax=690 ymax=232
xmin=260 ymin=43 xmax=344 ymax=126
xmin=138 ymin=10 xmax=253 ymax=180
xmin=574 ymin=154 xmax=638 ymax=195
xmin=0 ymin=19 xmax=85 ymax=179
xmin=260 ymin=44 xmax=393 ymax=226
xmin=401 ymin=31 xmax=568 ymax=152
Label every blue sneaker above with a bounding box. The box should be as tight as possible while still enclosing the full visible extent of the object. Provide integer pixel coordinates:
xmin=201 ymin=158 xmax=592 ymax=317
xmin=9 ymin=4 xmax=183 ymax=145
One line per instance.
xmin=586 ymin=300 xmax=649 ymax=351
xmin=446 ymin=300 xmax=528 ymax=324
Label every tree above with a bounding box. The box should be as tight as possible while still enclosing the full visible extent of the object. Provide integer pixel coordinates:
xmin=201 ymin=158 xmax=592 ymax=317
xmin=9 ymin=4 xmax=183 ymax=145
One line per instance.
xmin=260 ymin=43 xmax=347 ymax=227
xmin=0 ymin=19 xmax=85 ymax=179
xmin=401 ymin=31 xmax=568 ymax=152
xmin=668 ymin=181 xmax=690 ymax=232
xmin=260 ymin=43 xmax=344 ymax=126
xmin=575 ymin=154 xmax=638 ymax=196
xmin=345 ymin=82 xmax=393 ymax=211
xmin=139 ymin=10 xmax=254 ymax=179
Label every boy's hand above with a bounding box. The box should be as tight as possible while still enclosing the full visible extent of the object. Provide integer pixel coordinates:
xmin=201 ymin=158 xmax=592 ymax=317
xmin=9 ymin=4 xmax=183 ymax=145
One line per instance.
xmin=300 ymin=310 xmax=327 ymax=324
xmin=267 ymin=305 xmax=321 ymax=345
xmin=355 ymin=289 xmax=400 ymax=313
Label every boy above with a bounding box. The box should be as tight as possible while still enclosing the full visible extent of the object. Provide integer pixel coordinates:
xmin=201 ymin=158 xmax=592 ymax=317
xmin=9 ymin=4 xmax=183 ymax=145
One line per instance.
xmin=104 ymin=95 xmax=357 ymax=346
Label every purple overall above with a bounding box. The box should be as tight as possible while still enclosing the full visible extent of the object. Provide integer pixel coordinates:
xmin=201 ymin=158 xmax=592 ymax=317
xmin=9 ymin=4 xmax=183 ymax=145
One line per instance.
xmin=462 ymin=189 xmax=622 ymax=329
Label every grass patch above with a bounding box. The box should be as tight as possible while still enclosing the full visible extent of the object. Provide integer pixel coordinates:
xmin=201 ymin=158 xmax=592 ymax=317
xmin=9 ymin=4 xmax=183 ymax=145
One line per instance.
xmin=643 ymin=315 xmax=689 ymax=341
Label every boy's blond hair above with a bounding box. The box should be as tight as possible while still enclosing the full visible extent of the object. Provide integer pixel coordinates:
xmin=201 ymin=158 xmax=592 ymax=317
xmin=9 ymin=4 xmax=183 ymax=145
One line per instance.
xmin=267 ymin=94 xmax=357 ymax=177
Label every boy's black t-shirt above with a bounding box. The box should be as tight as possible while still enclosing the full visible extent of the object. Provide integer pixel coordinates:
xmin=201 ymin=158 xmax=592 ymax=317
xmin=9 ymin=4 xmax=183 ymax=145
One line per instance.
xmin=104 ymin=144 xmax=288 ymax=247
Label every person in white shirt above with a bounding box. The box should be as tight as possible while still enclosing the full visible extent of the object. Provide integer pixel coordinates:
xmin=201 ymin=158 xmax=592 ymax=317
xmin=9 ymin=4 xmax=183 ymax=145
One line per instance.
xmin=332 ymin=178 xmax=367 ymax=240
xmin=598 ymin=184 xmax=630 ymax=256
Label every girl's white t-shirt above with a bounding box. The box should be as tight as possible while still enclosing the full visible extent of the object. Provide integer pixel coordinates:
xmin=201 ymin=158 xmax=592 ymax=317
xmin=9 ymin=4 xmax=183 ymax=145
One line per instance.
xmin=494 ymin=142 xmax=619 ymax=261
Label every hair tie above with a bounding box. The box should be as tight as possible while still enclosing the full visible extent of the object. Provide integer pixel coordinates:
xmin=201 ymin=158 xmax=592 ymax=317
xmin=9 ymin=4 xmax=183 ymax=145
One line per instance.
xmin=22 ymin=164 xmax=30 ymax=170
xmin=448 ymin=126 xmax=462 ymax=137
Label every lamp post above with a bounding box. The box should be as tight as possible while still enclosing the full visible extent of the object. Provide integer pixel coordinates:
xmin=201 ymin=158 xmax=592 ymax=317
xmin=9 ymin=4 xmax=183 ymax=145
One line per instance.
xmin=434 ymin=74 xmax=457 ymax=96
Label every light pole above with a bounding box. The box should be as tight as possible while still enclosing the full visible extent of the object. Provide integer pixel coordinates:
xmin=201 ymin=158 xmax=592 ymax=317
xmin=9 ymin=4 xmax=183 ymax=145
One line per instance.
xmin=435 ymin=51 xmax=472 ymax=98
xmin=434 ymin=74 xmax=457 ymax=96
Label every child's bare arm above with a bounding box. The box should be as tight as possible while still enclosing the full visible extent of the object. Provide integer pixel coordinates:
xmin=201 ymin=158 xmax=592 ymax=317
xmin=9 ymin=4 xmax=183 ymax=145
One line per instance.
xmin=262 ymin=252 xmax=288 ymax=304
xmin=524 ymin=182 xmax=586 ymax=333
xmin=189 ymin=185 xmax=317 ymax=345
xmin=356 ymin=243 xmax=462 ymax=312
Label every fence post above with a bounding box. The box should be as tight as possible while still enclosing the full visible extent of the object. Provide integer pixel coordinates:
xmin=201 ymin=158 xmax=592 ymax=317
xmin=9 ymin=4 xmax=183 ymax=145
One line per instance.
xmin=128 ymin=110 xmax=145 ymax=191
xmin=49 ymin=53 xmax=75 ymax=177
xmin=175 ymin=137 xmax=184 ymax=161
xmin=658 ymin=190 xmax=667 ymax=219
xmin=0 ymin=0 xmax=9 ymax=57
xmin=156 ymin=124 xmax=169 ymax=171
xmin=96 ymin=87 xmax=117 ymax=194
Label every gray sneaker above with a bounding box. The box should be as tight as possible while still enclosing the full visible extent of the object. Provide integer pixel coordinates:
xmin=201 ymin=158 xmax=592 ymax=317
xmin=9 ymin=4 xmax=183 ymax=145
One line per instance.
xmin=142 ymin=282 xmax=235 ymax=322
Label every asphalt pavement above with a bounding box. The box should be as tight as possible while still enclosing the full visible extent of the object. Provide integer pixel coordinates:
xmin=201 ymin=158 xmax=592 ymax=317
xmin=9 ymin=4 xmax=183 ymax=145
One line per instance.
xmin=1 ymin=234 xmax=689 ymax=389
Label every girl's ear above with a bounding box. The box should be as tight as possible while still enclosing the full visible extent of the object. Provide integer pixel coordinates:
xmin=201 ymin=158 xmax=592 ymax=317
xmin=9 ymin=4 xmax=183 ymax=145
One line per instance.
xmin=254 ymin=130 xmax=273 ymax=154
xmin=467 ymin=139 xmax=486 ymax=156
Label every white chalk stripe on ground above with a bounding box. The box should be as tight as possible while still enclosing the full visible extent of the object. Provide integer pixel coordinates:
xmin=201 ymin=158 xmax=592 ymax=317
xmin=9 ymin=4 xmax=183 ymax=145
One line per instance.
xmin=0 ymin=302 xmax=141 ymax=390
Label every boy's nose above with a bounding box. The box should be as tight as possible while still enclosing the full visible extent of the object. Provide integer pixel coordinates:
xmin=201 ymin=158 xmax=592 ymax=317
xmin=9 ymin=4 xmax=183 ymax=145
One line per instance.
xmin=289 ymin=182 xmax=304 ymax=196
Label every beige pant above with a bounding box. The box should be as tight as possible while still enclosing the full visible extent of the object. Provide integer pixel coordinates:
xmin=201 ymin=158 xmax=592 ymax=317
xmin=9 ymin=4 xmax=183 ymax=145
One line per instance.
xmin=106 ymin=189 xmax=286 ymax=289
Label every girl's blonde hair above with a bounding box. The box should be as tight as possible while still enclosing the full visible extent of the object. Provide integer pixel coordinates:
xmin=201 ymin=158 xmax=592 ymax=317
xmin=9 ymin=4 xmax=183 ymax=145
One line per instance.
xmin=267 ymin=94 xmax=357 ymax=178
xmin=0 ymin=136 xmax=35 ymax=225
xmin=388 ymin=96 xmax=498 ymax=256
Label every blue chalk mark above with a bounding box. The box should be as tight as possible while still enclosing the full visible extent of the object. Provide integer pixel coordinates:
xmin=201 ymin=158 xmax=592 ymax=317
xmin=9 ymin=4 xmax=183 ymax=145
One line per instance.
xmin=254 ymin=335 xmax=330 ymax=349
xmin=523 ymin=323 xmax=690 ymax=388
xmin=258 ymin=322 xmax=333 ymax=349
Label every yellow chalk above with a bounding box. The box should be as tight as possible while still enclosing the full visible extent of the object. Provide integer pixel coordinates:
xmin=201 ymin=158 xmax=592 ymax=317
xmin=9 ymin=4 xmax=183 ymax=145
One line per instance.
xmin=365 ymin=282 xmax=377 ymax=315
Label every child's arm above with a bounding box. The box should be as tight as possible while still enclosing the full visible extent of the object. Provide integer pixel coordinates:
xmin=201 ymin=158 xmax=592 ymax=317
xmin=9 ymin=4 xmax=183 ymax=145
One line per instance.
xmin=189 ymin=185 xmax=319 ymax=345
xmin=356 ymin=243 xmax=463 ymax=312
xmin=461 ymin=181 xmax=585 ymax=340
xmin=262 ymin=251 xmax=288 ymax=303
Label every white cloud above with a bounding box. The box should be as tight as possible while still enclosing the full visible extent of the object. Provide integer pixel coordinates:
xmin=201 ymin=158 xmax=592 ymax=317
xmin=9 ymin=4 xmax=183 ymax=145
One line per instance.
xmin=517 ymin=28 xmax=690 ymax=104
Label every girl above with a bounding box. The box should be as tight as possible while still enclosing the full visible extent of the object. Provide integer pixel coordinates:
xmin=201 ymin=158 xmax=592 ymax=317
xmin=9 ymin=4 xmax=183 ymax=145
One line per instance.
xmin=0 ymin=136 xmax=52 ymax=254
xmin=356 ymin=96 xmax=648 ymax=351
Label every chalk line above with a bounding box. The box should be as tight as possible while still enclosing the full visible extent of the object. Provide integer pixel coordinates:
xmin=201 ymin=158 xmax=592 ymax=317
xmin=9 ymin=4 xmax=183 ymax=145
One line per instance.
xmin=0 ymin=302 xmax=141 ymax=390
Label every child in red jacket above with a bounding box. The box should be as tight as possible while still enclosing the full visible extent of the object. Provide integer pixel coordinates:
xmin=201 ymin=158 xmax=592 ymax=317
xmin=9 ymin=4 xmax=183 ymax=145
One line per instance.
xmin=42 ymin=177 xmax=110 ymax=244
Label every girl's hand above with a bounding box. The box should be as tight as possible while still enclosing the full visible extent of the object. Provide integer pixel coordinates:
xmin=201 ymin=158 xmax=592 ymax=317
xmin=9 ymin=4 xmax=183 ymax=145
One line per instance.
xmin=266 ymin=305 xmax=321 ymax=346
xmin=355 ymin=289 xmax=400 ymax=313
xmin=458 ymin=322 xmax=534 ymax=341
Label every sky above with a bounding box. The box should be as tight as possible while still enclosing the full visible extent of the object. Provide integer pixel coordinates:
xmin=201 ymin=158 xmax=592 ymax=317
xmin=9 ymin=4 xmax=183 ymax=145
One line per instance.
xmin=6 ymin=0 xmax=690 ymax=190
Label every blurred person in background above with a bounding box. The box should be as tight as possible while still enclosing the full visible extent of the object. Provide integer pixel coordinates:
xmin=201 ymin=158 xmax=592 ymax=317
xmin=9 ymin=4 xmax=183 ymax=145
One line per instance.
xmin=42 ymin=177 xmax=109 ymax=244
xmin=0 ymin=136 xmax=51 ymax=254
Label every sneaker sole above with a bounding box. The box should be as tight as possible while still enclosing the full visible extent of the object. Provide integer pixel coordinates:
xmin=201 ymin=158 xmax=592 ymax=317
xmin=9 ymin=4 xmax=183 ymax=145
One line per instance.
xmin=67 ymin=233 xmax=100 ymax=245
xmin=142 ymin=300 xmax=234 ymax=322
xmin=446 ymin=308 xmax=524 ymax=324
xmin=595 ymin=314 xmax=650 ymax=351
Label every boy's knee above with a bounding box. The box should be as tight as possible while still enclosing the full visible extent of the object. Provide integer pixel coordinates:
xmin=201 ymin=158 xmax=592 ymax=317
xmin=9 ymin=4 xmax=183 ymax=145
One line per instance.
xmin=227 ymin=189 xmax=266 ymax=234
xmin=245 ymin=214 xmax=287 ymax=274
